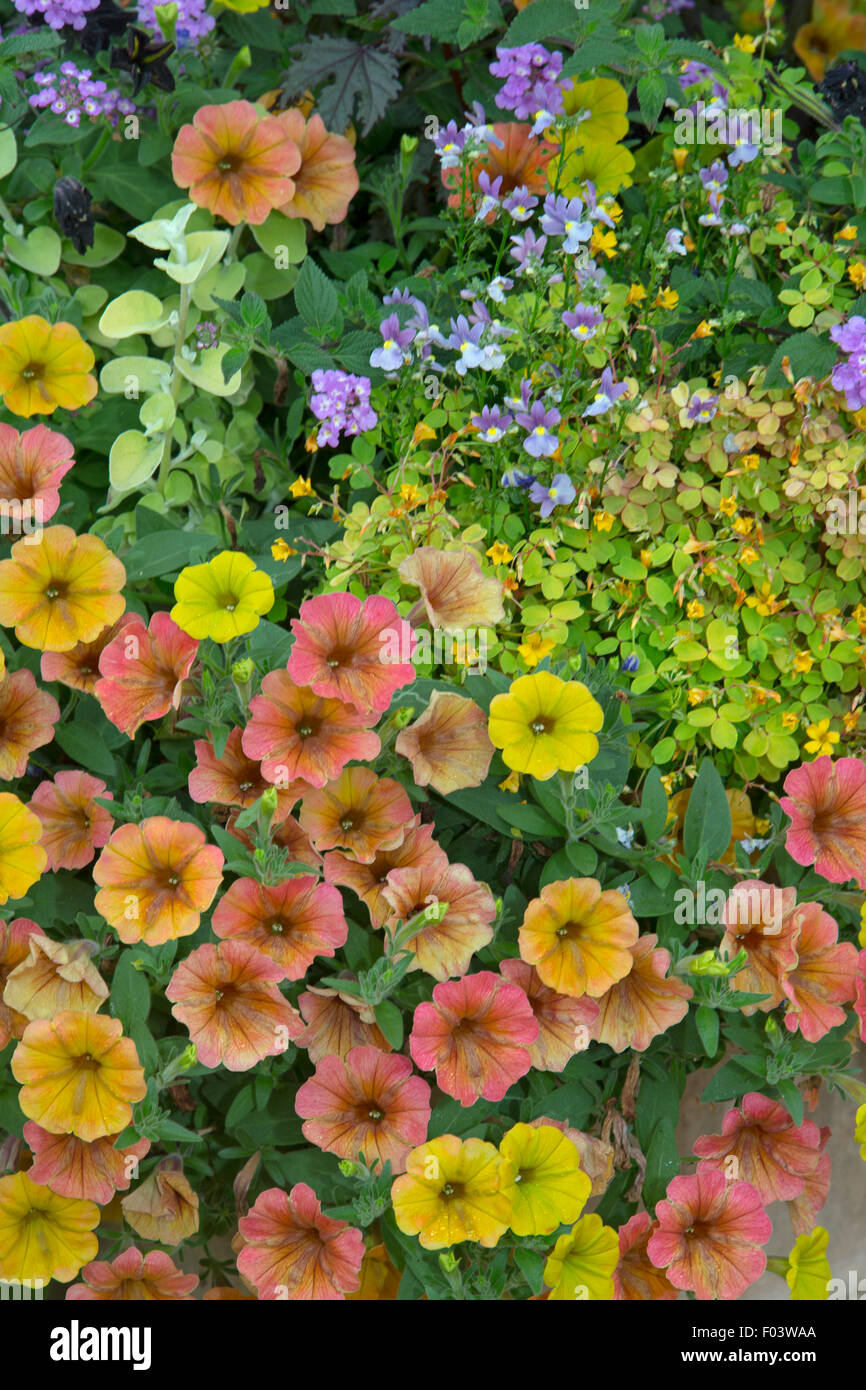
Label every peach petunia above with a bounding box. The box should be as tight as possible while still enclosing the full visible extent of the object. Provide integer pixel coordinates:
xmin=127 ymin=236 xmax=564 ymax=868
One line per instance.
xmin=11 ymin=1010 xmax=147 ymax=1143
xmin=92 ymin=815 xmax=224 ymax=947
xmin=67 ymin=1246 xmax=199 ymax=1300
xmin=275 ymin=109 xmax=359 ymax=230
xmin=391 ymin=1135 xmax=512 ymax=1249
xmin=323 ymin=816 xmax=447 ymax=927
xmin=287 ymin=591 xmax=416 ymax=713
xmin=648 ymin=1170 xmax=772 ymax=1300
xmin=0 ymin=1171 xmax=99 ymax=1284
xmin=237 ymin=1183 xmax=364 ymax=1300
xmin=614 ymin=1212 xmax=679 ymax=1300
xmin=443 ymin=123 xmax=557 ymax=213
xmin=0 ymin=525 xmax=125 ymax=653
xmin=519 ymin=878 xmax=639 ymax=998
xmin=0 ymin=316 xmax=96 ymax=418
xmin=242 ymin=670 xmax=381 ymax=789
xmin=299 ymin=767 xmax=413 ymax=864
xmin=166 ymin=939 xmax=303 ymax=1071
xmin=399 ymin=546 xmax=505 ymax=631
xmin=121 ymin=1159 xmax=199 ymax=1245
xmin=295 ymin=1044 xmax=431 ymax=1174
xmin=788 ymin=1127 xmax=832 ymax=1236
xmin=0 ymin=794 xmax=47 ymax=904
xmin=171 ymin=99 xmax=301 ymax=226
xmin=499 ymin=957 xmax=599 ymax=1072
xmin=0 ymin=422 xmax=74 ymax=521
xmin=0 ymin=668 xmax=59 ymax=779
xmin=780 ymin=901 xmax=859 ymax=1042
xmin=94 ymin=611 xmax=199 ymax=738
xmin=793 ymin=0 xmax=866 ymax=82
xmin=40 ymin=620 xmax=123 ymax=695
xmin=395 ymin=691 xmax=494 ymax=794
xmin=780 ymin=756 xmax=866 ymax=889
xmin=23 ymin=1122 xmax=150 ymax=1206
xmin=296 ymin=984 xmax=392 ymax=1064
xmin=589 ymin=934 xmax=692 ymax=1053
xmin=0 ymin=916 xmax=44 ymax=1047
xmin=381 ymin=859 xmax=497 ymax=980
xmin=29 ymin=770 xmax=114 ymax=871
xmin=188 ymin=726 xmax=303 ymax=812
xmin=693 ymin=1093 xmax=822 ymax=1205
xmin=409 ymin=970 xmax=538 ymax=1106
xmin=3 ymin=934 xmax=108 ymax=1019
xmin=211 ymin=874 xmax=347 ymax=981
xmin=719 ymin=882 xmax=801 ymax=1014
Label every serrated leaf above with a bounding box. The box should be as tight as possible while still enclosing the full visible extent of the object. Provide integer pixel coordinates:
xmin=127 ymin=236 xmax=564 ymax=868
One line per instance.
xmin=763 ymin=331 xmax=837 ymax=389
xmin=283 ymin=36 xmax=401 ymax=136
xmin=637 ymin=73 xmax=666 ymax=132
xmin=294 ymin=256 xmax=338 ymax=338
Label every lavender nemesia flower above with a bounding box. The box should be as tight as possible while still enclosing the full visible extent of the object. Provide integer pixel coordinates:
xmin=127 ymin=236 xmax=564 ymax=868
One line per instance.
xmin=503 ymin=185 xmax=538 ymax=221
xmin=517 ymin=400 xmax=561 ymax=457
xmin=529 ymin=472 xmax=575 ymax=516
xmin=540 ymin=193 xmax=592 ymax=251
xmin=472 ymin=405 xmax=512 ymax=442
xmin=370 ymin=313 xmax=413 ymax=373
xmin=584 ymin=366 xmax=628 ymax=417
xmin=562 ymin=304 xmax=604 ymax=341
xmin=665 ymin=229 xmax=687 ymax=256
xmin=502 ymin=467 xmax=536 ymax=488
xmin=509 ymin=227 xmax=548 ymax=272
xmin=686 ymin=392 xmax=719 ymax=424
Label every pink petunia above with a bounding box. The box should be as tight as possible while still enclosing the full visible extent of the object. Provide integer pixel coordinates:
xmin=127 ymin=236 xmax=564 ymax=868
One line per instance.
xmin=211 ymin=874 xmax=347 ymax=981
xmin=236 ymin=1183 xmax=364 ymax=1300
xmin=648 ymin=1170 xmax=772 ymax=1300
xmin=95 ymin=612 xmax=198 ymax=738
xmin=294 ymin=1044 xmax=430 ymax=1173
xmin=693 ymin=1092 xmax=821 ymax=1204
xmin=780 ymin=755 xmax=866 ymax=888
xmin=287 ymin=591 xmax=416 ymax=713
xmin=409 ymin=970 xmax=538 ymax=1106
xmin=781 ymin=901 xmax=859 ymax=1042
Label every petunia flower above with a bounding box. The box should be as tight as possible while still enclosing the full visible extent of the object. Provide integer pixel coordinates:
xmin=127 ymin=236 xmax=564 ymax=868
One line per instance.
xmin=719 ymin=881 xmax=801 ymax=1013
xmin=499 ymin=1123 xmax=591 ymax=1236
xmin=296 ymin=984 xmax=391 ymax=1064
xmin=93 ymin=815 xmax=224 ymax=947
xmin=23 ymin=1123 xmax=150 ymax=1206
xmin=381 ymin=859 xmax=496 ymax=980
xmin=693 ymin=1092 xmax=822 ymax=1205
xmin=275 ymin=108 xmax=358 ymax=231
xmin=398 ymin=546 xmax=505 ymax=631
xmin=0 ymin=1171 xmax=98 ymax=1283
xmin=171 ymin=551 xmax=274 ymax=643
xmin=94 ymin=611 xmax=198 ymax=737
xmin=121 ymin=1159 xmax=199 ymax=1245
xmin=12 ymin=1010 xmax=147 ymax=1143
xmin=345 ymin=1243 xmax=401 ymax=1301
xmin=785 ymin=1227 xmax=832 ymax=1301
xmin=395 ymin=691 xmax=494 ymax=794
xmin=488 ymin=671 xmax=603 ymax=779
xmin=409 ymin=970 xmax=537 ymax=1105
xmin=287 ymin=591 xmax=416 ymax=714
xmin=614 ymin=1212 xmax=679 ymax=1300
xmin=499 ymin=957 xmax=598 ymax=1071
xmin=0 ymin=422 xmax=75 ymax=520
xmin=166 ymin=940 xmax=303 ymax=1071
xmin=391 ymin=1135 xmax=512 ymax=1249
xmin=28 ymin=770 xmax=113 ymax=871
xmin=781 ymin=901 xmax=858 ymax=1041
xmin=171 ymin=99 xmax=301 ymax=225
xmin=295 ymin=1045 xmax=431 ymax=1174
xmin=0 ymin=317 xmax=96 ymax=418
xmin=788 ymin=1126 xmax=832 ymax=1235
xmin=188 ymin=726 xmax=303 ymax=812
xmin=67 ymin=1246 xmax=199 ymax=1300
xmin=0 ymin=525 xmax=125 ymax=653
xmin=299 ymin=767 xmax=413 ymax=864
xmin=648 ymin=1170 xmax=772 ymax=1300
xmin=442 ymin=123 xmax=557 ymax=213
xmin=323 ymin=816 xmax=447 ymax=928
xmin=3 ymin=934 xmax=108 ymax=1020
xmin=543 ymin=1213 xmax=620 ymax=1299
xmin=0 ymin=794 xmax=47 ymax=904
xmin=212 ymin=874 xmax=347 ymax=981
xmin=0 ymin=917 xmax=44 ymax=1047
xmin=40 ymin=621 xmax=124 ymax=695
xmin=237 ymin=1183 xmax=364 ymax=1300
xmin=780 ymin=756 xmax=866 ymax=889
xmin=0 ymin=668 xmax=59 ymax=779
xmin=242 ymin=671 xmax=381 ymax=789
xmin=519 ymin=877 xmax=639 ymax=998
xmin=589 ymin=934 xmax=692 ymax=1051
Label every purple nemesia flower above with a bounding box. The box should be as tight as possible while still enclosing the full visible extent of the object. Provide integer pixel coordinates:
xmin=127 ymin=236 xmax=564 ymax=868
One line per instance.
xmin=509 ymin=227 xmax=548 ymax=272
xmin=665 ymin=229 xmax=687 ymax=256
xmin=137 ymin=0 xmax=214 ymax=43
xmin=727 ymin=115 xmax=760 ymax=167
xmin=29 ymin=62 xmax=137 ymax=123
xmin=678 ymin=60 xmax=713 ymax=90
xmin=474 ymin=169 xmax=504 ymax=222
xmin=541 ymin=193 xmax=592 ymax=251
xmin=463 ymin=101 xmax=504 ymax=148
xmin=503 ymin=185 xmax=538 ymax=221
xmin=504 ymin=378 xmax=534 ymax=412
xmin=830 ymin=316 xmax=866 ymax=409
xmin=517 ymin=400 xmax=561 ymax=457
xmin=831 ymin=316 xmax=866 ymax=354
xmin=621 ymin=654 xmax=640 ymax=672
xmin=487 ymin=275 xmax=513 ymax=303
xmin=700 ymin=160 xmax=729 ymax=191
xmin=584 ymin=367 xmax=628 ymax=417
xmin=502 ymin=467 xmax=536 ymax=488
xmin=310 ymin=370 xmax=377 ymax=448
xmin=447 ymin=315 xmax=486 ymax=375
xmin=472 ymin=404 xmax=513 ymax=442
xmin=490 ymin=44 xmax=565 ymax=121
xmin=370 ymin=313 xmax=413 ymax=372
xmin=699 ymin=189 xmax=725 ymax=227
xmin=433 ymin=121 xmax=466 ymax=167
xmin=15 ymin=0 xmax=100 ymax=28
xmin=383 ymin=287 xmax=422 ymax=311
xmin=583 ymin=182 xmax=616 ymax=229
xmin=686 ymin=392 xmax=719 ymax=423
xmin=529 ymin=472 xmax=576 ymax=516
xmin=562 ymin=304 xmax=604 ymax=341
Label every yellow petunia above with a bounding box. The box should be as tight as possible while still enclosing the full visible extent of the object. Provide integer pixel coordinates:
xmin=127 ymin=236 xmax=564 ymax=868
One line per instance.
xmin=391 ymin=1135 xmax=511 ymax=1249
xmin=543 ymin=1212 xmax=619 ymax=1299
xmin=561 ymin=79 xmax=629 ymax=145
xmin=0 ymin=1172 xmax=99 ymax=1284
xmin=171 ymin=550 xmax=274 ymax=643
xmin=558 ymin=136 xmax=635 ymax=197
xmin=499 ymin=1124 xmax=591 ymax=1236
xmin=857 ymin=1103 xmax=866 ymax=1158
xmin=785 ymin=1227 xmax=831 ymax=1301
xmin=0 ymin=317 xmax=96 ymax=419
xmin=488 ymin=671 xmax=603 ymax=780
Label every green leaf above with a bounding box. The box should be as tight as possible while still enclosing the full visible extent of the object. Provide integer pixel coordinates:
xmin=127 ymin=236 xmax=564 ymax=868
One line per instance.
xmin=53 ymin=723 xmax=117 ymax=777
xmin=0 ymin=127 xmax=16 ymax=179
xmin=637 ymin=73 xmax=666 ymax=132
xmin=294 ymin=257 xmax=338 ymax=338
xmin=700 ymin=1059 xmax=764 ymax=1104
xmin=763 ymin=331 xmax=837 ymax=389
xmin=283 ymin=36 xmax=400 ymax=136
xmin=643 ymin=1118 xmax=679 ymax=1211
xmin=109 ymin=951 xmax=152 ymax=1033
xmin=682 ymin=759 xmax=732 ymax=862
xmin=695 ymin=1004 xmax=720 ymax=1058
xmin=514 ymin=1247 xmax=546 ymax=1296
xmin=640 ymin=766 xmax=668 ymax=842
xmin=122 ymin=528 xmax=219 ymax=581
xmin=109 ymin=429 xmax=164 ymax=492
xmin=89 ymin=162 xmax=177 ymax=221
xmin=374 ymin=1000 xmax=403 ymax=1050
xmin=99 ymin=291 xmax=166 ymax=339
xmin=153 ymin=1117 xmax=204 ymax=1144
xmin=775 ymin=1079 xmax=804 ymax=1127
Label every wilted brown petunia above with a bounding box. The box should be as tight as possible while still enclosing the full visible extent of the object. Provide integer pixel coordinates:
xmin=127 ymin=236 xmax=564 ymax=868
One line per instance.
xmin=121 ymin=1159 xmax=200 ymax=1246
xmin=396 ymin=691 xmax=494 ymax=794
xmin=398 ymin=547 xmax=504 ymax=631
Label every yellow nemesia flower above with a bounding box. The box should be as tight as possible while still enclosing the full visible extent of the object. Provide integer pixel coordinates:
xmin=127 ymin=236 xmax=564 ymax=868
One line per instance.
xmin=746 ymin=583 xmax=782 ymax=616
xmin=400 ymin=484 xmax=423 ymax=508
xmin=741 ymin=453 xmax=760 ymax=469
xmin=544 ymin=1212 xmax=619 ymax=1299
xmin=593 ymin=510 xmax=614 ymax=531
xmin=793 ymin=650 xmax=814 ymax=673
xmin=172 ymin=550 xmax=274 ymax=643
xmin=271 ymin=539 xmax=297 ymax=562
xmin=290 ymin=477 xmax=315 ymax=499
xmin=499 ymin=1124 xmax=591 ymax=1236
xmin=518 ymin=632 xmax=556 ymax=669
xmin=849 ymin=262 xmax=866 ymax=288
xmin=391 ymin=1136 xmax=511 ymax=1249
xmin=626 ymin=283 xmax=646 ymax=306
xmin=843 ymin=707 xmax=862 ymax=733
xmin=686 ymin=600 xmax=705 ymax=619
xmin=486 ymin=542 xmax=513 ymax=565
xmin=0 ymin=1171 xmax=99 ymax=1284
xmin=654 ymin=287 xmax=679 ymax=310
xmin=687 ymin=689 xmax=708 ymax=706
xmin=499 ymin=770 xmax=521 ymax=793
xmin=413 ymin=422 xmax=437 ymax=444
xmin=488 ymin=671 xmax=603 ymax=780
xmin=804 ymin=719 xmax=839 ymax=757
xmin=740 ymin=546 xmax=760 ymax=565
xmin=785 ymin=1228 xmax=831 ymax=1300
xmin=733 ymin=516 xmax=753 ymax=535
xmin=590 ymin=227 xmax=617 ymax=259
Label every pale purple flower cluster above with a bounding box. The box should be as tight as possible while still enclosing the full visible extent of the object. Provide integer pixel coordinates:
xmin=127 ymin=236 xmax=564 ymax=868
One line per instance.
xmin=13 ymin=0 xmax=98 ymax=29
xmin=490 ymin=44 xmax=566 ymax=122
xmin=830 ymin=316 xmax=866 ymax=411
xmin=30 ymin=63 xmax=136 ymax=126
xmin=137 ymin=0 xmax=215 ymax=44
xmin=698 ymin=160 xmax=728 ymax=227
xmin=310 ymin=370 xmax=377 ymax=447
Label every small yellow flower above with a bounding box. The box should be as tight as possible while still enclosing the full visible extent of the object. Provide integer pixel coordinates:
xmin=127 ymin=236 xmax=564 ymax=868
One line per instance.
xmin=859 ymin=901 xmax=866 ymax=948
xmin=290 ymin=477 xmax=315 ymax=499
xmin=499 ymin=770 xmax=521 ymax=793
xmin=625 ymin=283 xmax=647 ymax=306
xmin=686 ymin=600 xmax=705 ymax=619
xmin=836 ymin=225 xmax=858 ymax=240
xmin=593 ymin=510 xmax=614 ymax=531
xmin=688 ymin=688 xmax=708 ymax=706
xmin=518 ymin=632 xmax=556 ymax=669
xmin=733 ymin=32 xmax=758 ymax=52
xmin=486 ymin=542 xmax=513 ymax=565
xmin=733 ymin=515 xmax=753 ymax=535
xmin=660 ymin=773 xmax=676 ymax=794
xmin=792 ymin=650 xmax=813 ymax=673
xmin=640 ymin=548 xmax=653 ymax=568
xmin=304 ymin=431 xmax=319 ymax=453
xmin=852 ymin=603 xmax=866 ymax=629
xmin=590 ymin=227 xmax=617 ymax=259
xmin=271 ymin=539 xmax=297 ymax=562
xmin=740 ymin=546 xmax=760 ymax=565
xmin=804 ymin=719 xmax=840 ymax=757
xmin=654 ymin=287 xmax=679 ymax=310
xmin=746 ymin=583 xmax=782 ymax=616
xmin=775 ymin=220 xmax=789 ymax=234
xmin=412 ymin=421 xmax=437 ymax=444
xmin=672 ymin=147 xmax=688 ymax=174
xmin=691 ymin=320 xmax=714 ymax=339
xmin=781 ymin=711 xmax=799 ymax=732
xmin=400 ymin=483 xmax=423 ymax=508
xmin=843 ymin=707 xmax=862 ymax=733
xmin=683 ymin=233 xmax=696 ymax=252
xmin=741 ymin=453 xmax=760 ymax=470
xmin=719 ymin=495 xmax=738 ymax=517
xmin=849 ymin=262 xmax=866 ymax=288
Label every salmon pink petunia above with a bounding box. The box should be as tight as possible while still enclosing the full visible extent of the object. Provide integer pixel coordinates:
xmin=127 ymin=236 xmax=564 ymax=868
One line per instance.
xmin=295 ymin=1045 xmax=431 ymax=1174
xmin=0 ymin=668 xmax=59 ymax=780
xmin=166 ymin=939 xmax=303 ymax=1071
xmin=23 ymin=1122 xmax=150 ymax=1206
xmin=212 ymin=874 xmax=347 ymax=981
xmin=519 ymin=878 xmax=639 ymax=998
xmin=781 ymin=901 xmax=858 ymax=1042
xmin=299 ymin=767 xmax=413 ymax=863
xmin=409 ymin=970 xmax=538 ymax=1106
xmin=693 ymin=1092 xmax=822 ymax=1204
xmin=788 ymin=1127 xmax=831 ymax=1236
xmin=719 ymin=882 xmax=801 ymax=1014
xmin=93 ymin=816 xmax=224 ymax=947
xmin=0 ymin=422 xmax=74 ymax=520
xmin=242 ymin=671 xmax=380 ymax=789
xmin=443 ymin=123 xmax=557 ymax=212
xmin=647 ymin=1170 xmax=772 ymax=1300
xmin=499 ymin=957 xmax=598 ymax=1072
xmin=94 ymin=612 xmax=198 ymax=738
xmin=0 ymin=1171 xmax=99 ymax=1284
xmin=287 ymin=591 xmax=416 ymax=713
xmin=0 ymin=525 xmax=125 ymax=653
xmin=399 ymin=546 xmax=505 ymax=630
xmin=171 ymin=100 xmax=301 ymax=226
xmin=29 ymin=770 xmax=113 ymax=871
xmin=40 ymin=621 xmax=123 ymax=695
xmin=275 ymin=109 xmax=359 ymax=231
xmin=589 ymin=935 xmax=692 ymax=1053
xmin=395 ymin=691 xmax=494 ymax=794
xmin=614 ymin=1213 xmax=678 ymax=1300
xmin=237 ymin=1183 xmax=364 ymax=1300
xmin=381 ymin=859 xmax=496 ymax=980
xmin=856 ymin=948 xmax=866 ymax=1042
xmin=3 ymin=934 xmax=108 ymax=1019
xmin=0 ymin=916 xmax=44 ymax=1047
xmin=296 ymin=985 xmax=392 ymax=1063
xmin=67 ymin=1246 xmax=199 ymax=1300
xmin=189 ymin=726 xmax=303 ymax=812
xmin=323 ymin=816 xmax=446 ymax=927
xmin=780 ymin=756 xmax=866 ymax=888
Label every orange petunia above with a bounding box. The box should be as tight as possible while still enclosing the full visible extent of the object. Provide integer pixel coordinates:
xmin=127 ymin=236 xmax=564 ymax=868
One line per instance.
xmin=720 ymin=882 xmax=801 ymax=1014
xmin=614 ymin=1212 xmax=679 ymax=1300
xmin=443 ymin=123 xmax=557 ymax=214
xmin=29 ymin=769 xmax=114 ymax=871
xmin=212 ymin=874 xmax=347 ymax=981
xmin=323 ymin=815 xmax=447 ymax=928
xmin=781 ymin=901 xmax=858 ymax=1042
xmin=93 ymin=816 xmax=224 ymax=947
xmin=0 ymin=916 xmax=44 ymax=1047
xmin=67 ymin=1246 xmax=199 ymax=1300
xmin=189 ymin=725 xmax=303 ymax=812
xmin=345 ymin=1242 xmax=400 ymax=1300
xmin=275 ymin=109 xmax=359 ymax=231
xmin=381 ymin=859 xmax=497 ymax=980
xmin=171 ymin=99 xmax=301 ymax=226
xmin=3 ymin=934 xmax=108 ymax=1019
xmin=40 ymin=620 xmax=123 ymax=694
xmin=295 ymin=1044 xmax=431 ymax=1174
xmin=296 ymin=984 xmax=391 ymax=1064
xmin=0 ymin=317 xmax=96 ymax=418
xmin=589 ymin=934 xmax=692 ymax=1053
xmin=11 ymin=1010 xmax=147 ymax=1143
xmin=0 ymin=525 xmax=126 ymax=653
xmin=94 ymin=611 xmax=199 ymax=738
xmin=398 ymin=546 xmax=505 ymax=631
xmin=242 ymin=671 xmax=381 ymax=789
xmin=121 ymin=1159 xmax=199 ymax=1246
xmin=499 ymin=957 xmax=599 ymax=1072
xmin=395 ymin=691 xmax=494 ymax=794
xmin=0 ymin=794 xmax=47 ymax=904
xmin=237 ymin=1183 xmax=364 ymax=1300
xmin=0 ymin=668 xmax=59 ymax=780
xmin=519 ymin=878 xmax=639 ymax=998
xmin=287 ymin=591 xmax=416 ymax=714
xmin=24 ymin=1122 xmax=150 ymax=1206
xmin=299 ymin=767 xmax=413 ymax=864
xmin=794 ymin=0 xmax=866 ymax=82
xmin=0 ymin=422 xmax=75 ymax=520
xmin=0 ymin=1171 xmax=99 ymax=1284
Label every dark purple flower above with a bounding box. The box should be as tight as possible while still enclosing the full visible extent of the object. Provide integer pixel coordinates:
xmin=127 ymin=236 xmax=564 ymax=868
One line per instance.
xmin=621 ymin=654 xmax=640 ymax=673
